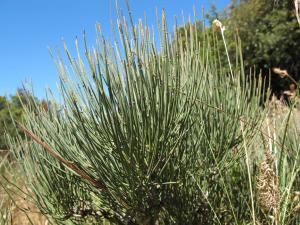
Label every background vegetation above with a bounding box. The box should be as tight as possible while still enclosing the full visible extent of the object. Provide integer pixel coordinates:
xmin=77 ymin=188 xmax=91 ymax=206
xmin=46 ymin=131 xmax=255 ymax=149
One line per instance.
xmin=223 ymin=0 xmax=300 ymax=95
xmin=0 ymin=93 xmax=23 ymax=150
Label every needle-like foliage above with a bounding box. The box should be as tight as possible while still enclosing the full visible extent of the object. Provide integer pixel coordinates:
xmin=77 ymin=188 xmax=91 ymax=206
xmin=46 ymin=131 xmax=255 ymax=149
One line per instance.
xmin=7 ymin=4 xmax=270 ymax=225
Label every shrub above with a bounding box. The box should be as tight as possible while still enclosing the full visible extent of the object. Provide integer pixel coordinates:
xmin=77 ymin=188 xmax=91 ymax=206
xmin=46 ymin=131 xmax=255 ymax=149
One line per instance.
xmin=6 ymin=5 xmax=281 ymax=225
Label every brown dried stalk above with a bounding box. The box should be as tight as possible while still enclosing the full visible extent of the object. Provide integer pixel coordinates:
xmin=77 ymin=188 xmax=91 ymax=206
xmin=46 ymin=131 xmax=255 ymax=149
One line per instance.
xmin=272 ymin=67 xmax=298 ymax=86
xmin=18 ymin=123 xmax=107 ymax=191
xmin=257 ymin=150 xmax=279 ymax=217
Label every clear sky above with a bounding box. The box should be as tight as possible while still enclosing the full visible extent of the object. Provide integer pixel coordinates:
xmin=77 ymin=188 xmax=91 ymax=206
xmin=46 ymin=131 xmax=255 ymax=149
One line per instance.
xmin=0 ymin=0 xmax=230 ymax=99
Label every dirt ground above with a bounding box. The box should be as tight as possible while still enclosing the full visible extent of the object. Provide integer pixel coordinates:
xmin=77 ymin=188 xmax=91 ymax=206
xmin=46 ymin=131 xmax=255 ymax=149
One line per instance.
xmin=0 ymin=156 xmax=48 ymax=225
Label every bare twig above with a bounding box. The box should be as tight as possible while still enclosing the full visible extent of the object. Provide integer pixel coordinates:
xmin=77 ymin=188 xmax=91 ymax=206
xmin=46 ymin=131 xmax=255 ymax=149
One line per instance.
xmin=18 ymin=123 xmax=107 ymax=191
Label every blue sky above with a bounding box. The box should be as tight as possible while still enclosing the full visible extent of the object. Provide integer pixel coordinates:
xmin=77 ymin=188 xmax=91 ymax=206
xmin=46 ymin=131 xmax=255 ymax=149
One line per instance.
xmin=0 ymin=0 xmax=230 ymax=99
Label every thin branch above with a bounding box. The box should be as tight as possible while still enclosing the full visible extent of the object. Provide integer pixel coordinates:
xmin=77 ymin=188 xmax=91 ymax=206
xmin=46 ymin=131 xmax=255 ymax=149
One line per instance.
xmin=18 ymin=122 xmax=107 ymax=191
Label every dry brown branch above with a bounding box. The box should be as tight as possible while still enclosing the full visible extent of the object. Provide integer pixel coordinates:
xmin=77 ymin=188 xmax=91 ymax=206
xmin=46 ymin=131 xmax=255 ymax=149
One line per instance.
xmin=272 ymin=67 xmax=298 ymax=85
xmin=18 ymin=123 xmax=107 ymax=191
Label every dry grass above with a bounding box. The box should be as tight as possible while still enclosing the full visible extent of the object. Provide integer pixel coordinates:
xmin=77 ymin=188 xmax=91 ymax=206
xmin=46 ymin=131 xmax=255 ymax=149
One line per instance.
xmin=0 ymin=197 xmax=48 ymax=225
xmin=257 ymin=150 xmax=279 ymax=217
xmin=0 ymin=155 xmax=48 ymax=225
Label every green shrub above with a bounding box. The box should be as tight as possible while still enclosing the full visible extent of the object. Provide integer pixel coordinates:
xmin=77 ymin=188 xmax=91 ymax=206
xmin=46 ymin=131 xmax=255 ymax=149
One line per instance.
xmin=11 ymin=5 xmax=300 ymax=225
